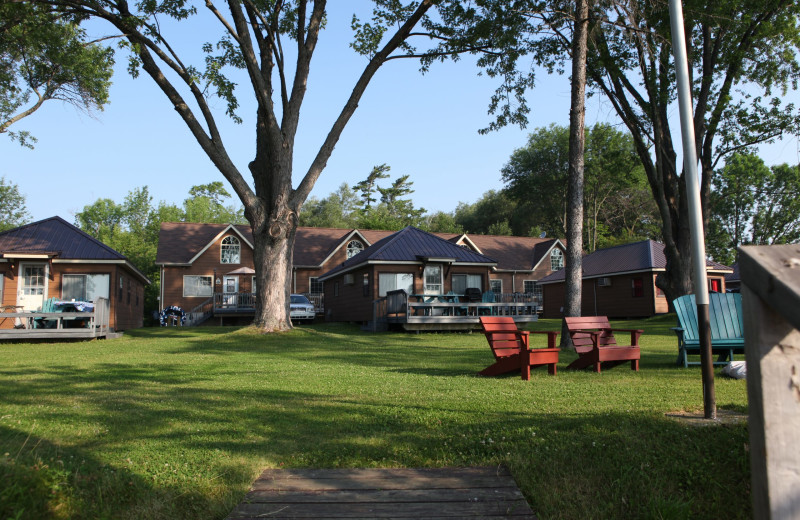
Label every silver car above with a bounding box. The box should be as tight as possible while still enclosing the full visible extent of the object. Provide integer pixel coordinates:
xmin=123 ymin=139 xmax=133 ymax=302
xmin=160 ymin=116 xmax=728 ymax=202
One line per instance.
xmin=290 ymin=294 xmax=315 ymax=323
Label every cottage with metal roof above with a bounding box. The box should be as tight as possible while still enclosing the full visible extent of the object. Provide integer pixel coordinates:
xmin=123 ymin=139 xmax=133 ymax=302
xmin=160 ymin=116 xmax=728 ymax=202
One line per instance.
xmin=0 ymin=217 xmax=151 ymax=332
xmin=318 ymin=226 xmax=548 ymax=330
xmin=537 ymin=240 xmax=733 ymax=318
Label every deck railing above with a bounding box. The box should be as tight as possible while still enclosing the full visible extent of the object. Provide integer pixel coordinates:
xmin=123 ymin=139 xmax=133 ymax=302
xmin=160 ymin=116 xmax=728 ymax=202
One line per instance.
xmin=374 ymin=290 xmax=541 ymax=329
xmin=0 ymin=297 xmax=110 ymax=338
xmin=213 ymin=292 xmax=257 ymax=311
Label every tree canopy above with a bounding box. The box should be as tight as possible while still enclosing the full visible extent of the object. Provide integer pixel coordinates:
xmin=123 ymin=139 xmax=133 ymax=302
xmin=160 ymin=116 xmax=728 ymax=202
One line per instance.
xmin=0 ymin=2 xmax=114 ymax=147
xmin=708 ymin=153 xmax=800 ymax=265
xmin=23 ymin=0 xmax=507 ymax=331
xmin=0 ymin=177 xmax=31 ymax=231
xmin=437 ymin=0 xmax=800 ymax=301
xmin=500 ymin=123 xmax=657 ymax=249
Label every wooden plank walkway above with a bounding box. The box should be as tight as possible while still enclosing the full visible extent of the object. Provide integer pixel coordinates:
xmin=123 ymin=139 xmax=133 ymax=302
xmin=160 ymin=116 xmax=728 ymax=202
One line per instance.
xmin=226 ymin=466 xmax=536 ymax=519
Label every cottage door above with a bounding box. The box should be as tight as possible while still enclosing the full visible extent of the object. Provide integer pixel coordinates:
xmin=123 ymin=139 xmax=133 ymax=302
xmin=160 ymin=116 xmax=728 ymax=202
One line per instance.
xmin=223 ymin=276 xmax=239 ymax=307
xmin=17 ymin=263 xmax=47 ymax=310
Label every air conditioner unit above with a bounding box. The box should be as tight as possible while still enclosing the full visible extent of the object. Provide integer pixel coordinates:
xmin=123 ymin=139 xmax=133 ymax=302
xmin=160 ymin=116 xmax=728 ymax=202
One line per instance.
xmin=598 ymin=277 xmax=612 ymax=287
xmin=343 ymin=274 xmax=355 ymax=285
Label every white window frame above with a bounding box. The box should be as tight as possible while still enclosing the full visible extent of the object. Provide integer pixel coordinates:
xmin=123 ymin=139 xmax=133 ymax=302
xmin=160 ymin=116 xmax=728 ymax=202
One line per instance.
xmin=550 ymin=249 xmax=564 ymax=271
xmin=62 ymin=273 xmax=110 ymax=302
xmin=490 ymin=279 xmax=502 ymax=294
xmin=378 ymin=272 xmax=414 ymax=297
xmin=221 ymin=236 xmax=241 ymax=264
xmin=183 ymin=275 xmax=213 ymax=297
xmin=423 ymin=264 xmax=443 ymax=294
xmin=346 ymin=240 xmax=364 ymax=259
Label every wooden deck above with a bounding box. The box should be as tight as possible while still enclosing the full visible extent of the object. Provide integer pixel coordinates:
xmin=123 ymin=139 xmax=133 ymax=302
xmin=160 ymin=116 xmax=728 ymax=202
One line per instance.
xmin=0 ymin=298 xmax=111 ymax=340
xmin=226 ymin=466 xmax=536 ymax=519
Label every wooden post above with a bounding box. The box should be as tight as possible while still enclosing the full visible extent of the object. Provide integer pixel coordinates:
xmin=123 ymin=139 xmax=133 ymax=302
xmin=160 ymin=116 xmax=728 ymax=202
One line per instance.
xmin=740 ymin=244 xmax=800 ymax=519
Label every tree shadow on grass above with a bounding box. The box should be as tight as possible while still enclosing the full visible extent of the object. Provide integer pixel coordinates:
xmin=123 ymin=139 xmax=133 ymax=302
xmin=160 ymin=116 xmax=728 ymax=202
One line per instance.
xmin=0 ymin=331 xmax=750 ymax=519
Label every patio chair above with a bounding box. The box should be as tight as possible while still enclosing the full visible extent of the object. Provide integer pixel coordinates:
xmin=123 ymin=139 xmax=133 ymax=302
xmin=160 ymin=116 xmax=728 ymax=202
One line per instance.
xmin=479 ymin=290 xmax=495 ymax=316
xmin=33 ymin=297 xmax=59 ymax=329
xmin=479 ymin=316 xmax=560 ymax=380
xmin=564 ymin=316 xmax=642 ymax=373
xmin=672 ymin=293 xmax=745 ymax=367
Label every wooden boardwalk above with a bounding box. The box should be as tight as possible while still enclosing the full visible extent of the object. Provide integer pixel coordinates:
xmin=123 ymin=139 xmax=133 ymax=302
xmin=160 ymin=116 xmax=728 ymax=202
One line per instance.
xmin=226 ymin=466 xmax=536 ymax=519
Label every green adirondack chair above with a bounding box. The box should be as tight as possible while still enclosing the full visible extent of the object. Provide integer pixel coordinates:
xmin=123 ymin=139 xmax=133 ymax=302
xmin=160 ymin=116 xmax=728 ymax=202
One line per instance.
xmin=672 ymin=292 xmax=745 ymax=367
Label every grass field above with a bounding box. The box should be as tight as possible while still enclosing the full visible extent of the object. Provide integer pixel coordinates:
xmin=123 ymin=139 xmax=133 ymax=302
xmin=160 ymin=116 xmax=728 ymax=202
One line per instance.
xmin=0 ymin=315 xmax=750 ymax=519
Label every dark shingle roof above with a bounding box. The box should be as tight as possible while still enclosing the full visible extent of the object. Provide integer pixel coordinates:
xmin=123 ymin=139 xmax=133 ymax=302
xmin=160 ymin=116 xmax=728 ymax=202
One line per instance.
xmin=156 ymin=222 xmax=567 ymax=273
xmin=539 ymin=240 xmax=732 ymax=283
xmin=464 ymin=235 xmax=561 ymax=271
xmin=319 ymin=226 xmax=496 ymax=280
xmin=0 ymin=216 xmax=126 ymax=260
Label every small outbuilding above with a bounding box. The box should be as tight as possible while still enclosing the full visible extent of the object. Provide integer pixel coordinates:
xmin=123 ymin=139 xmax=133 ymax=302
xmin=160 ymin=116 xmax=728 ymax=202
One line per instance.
xmin=538 ymin=240 xmax=732 ymax=319
xmin=0 ymin=217 xmax=150 ymax=331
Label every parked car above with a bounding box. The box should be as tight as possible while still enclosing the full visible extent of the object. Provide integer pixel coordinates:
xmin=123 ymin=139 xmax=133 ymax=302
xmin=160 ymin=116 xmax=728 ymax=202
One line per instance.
xmin=290 ymin=294 xmax=315 ymax=323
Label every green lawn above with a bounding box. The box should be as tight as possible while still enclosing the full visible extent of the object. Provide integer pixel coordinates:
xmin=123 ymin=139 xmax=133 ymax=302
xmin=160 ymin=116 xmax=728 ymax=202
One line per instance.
xmin=0 ymin=315 xmax=750 ymax=519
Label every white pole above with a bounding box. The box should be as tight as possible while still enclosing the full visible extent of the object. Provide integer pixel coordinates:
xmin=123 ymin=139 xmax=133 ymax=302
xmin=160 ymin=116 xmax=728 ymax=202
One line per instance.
xmin=668 ymin=0 xmax=715 ymax=418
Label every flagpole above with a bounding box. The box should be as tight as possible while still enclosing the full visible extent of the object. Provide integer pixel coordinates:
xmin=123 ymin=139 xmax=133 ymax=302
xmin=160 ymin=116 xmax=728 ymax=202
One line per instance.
xmin=668 ymin=0 xmax=716 ymax=419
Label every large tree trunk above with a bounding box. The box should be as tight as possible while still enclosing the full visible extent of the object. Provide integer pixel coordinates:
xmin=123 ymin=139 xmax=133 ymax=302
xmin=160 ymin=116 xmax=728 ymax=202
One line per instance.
xmin=251 ymin=220 xmax=295 ymax=331
xmin=562 ymin=0 xmax=589 ymax=348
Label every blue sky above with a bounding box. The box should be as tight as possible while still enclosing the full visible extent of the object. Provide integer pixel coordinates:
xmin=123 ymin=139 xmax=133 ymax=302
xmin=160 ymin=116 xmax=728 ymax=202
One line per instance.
xmin=2 ymin=4 xmax=799 ymax=224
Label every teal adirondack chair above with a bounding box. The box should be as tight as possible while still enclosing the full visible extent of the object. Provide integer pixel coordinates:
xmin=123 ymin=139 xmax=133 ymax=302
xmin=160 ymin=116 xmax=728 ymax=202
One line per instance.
xmin=34 ymin=297 xmax=59 ymax=329
xmin=672 ymin=292 xmax=745 ymax=367
xmin=479 ymin=290 xmax=496 ymax=316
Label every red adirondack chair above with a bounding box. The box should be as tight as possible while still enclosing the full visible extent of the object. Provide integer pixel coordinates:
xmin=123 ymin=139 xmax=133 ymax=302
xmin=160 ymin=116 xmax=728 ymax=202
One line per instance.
xmin=564 ymin=316 xmax=642 ymax=373
xmin=478 ymin=317 xmax=560 ymax=380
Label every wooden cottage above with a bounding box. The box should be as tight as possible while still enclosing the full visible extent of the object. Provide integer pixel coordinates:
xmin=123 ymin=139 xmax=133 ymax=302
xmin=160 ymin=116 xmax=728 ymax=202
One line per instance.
xmin=155 ymin=222 xmax=566 ymax=325
xmin=0 ymin=217 xmax=150 ymax=332
xmin=318 ymin=226 xmax=547 ymax=330
xmin=538 ymin=239 xmax=733 ymax=319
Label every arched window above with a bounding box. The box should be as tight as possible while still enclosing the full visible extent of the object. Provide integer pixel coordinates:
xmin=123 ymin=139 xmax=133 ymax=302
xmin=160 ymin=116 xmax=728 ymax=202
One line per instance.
xmin=221 ymin=236 xmax=241 ymax=264
xmin=346 ymin=240 xmax=364 ymax=259
xmin=550 ymin=248 xmax=564 ymax=271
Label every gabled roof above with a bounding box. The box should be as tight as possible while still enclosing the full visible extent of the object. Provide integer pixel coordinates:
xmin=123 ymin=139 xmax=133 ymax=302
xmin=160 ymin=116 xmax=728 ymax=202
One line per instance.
xmin=0 ymin=216 xmax=151 ymax=283
xmin=465 ymin=235 xmax=564 ymax=271
xmin=156 ymin=222 xmax=568 ymax=274
xmin=319 ymin=226 xmax=497 ymax=281
xmin=538 ymin=240 xmax=733 ymax=284
xmin=156 ymin=223 xmax=397 ymax=267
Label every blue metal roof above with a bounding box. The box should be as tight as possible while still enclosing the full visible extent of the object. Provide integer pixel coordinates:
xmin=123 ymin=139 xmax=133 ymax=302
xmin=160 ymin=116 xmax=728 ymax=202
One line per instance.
xmin=320 ymin=226 xmax=496 ymax=280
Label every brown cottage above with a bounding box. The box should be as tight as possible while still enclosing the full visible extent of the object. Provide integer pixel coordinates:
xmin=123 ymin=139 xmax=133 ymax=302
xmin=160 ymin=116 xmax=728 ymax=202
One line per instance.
xmin=538 ymin=240 xmax=733 ymax=319
xmin=155 ymin=222 xmax=566 ymax=325
xmin=0 ymin=217 xmax=150 ymax=331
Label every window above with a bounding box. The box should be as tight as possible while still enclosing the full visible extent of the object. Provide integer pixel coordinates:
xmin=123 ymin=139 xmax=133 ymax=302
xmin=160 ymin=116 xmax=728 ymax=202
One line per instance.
xmin=221 ymin=236 xmax=241 ymax=264
xmin=309 ymin=277 xmax=324 ymax=294
xmin=363 ymin=273 xmax=370 ymax=296
xmin=632 ymin=277 xmax=644 ymax=298
xmin=490 ymin=279 xmax=502 ymax=294
xmin=62 ymin=274 xmax=110 ymax=302
xmin=252 ymin=276 xmax=257 ymax=293
xmin=127 ymin=279 xmax=131 ymax=304
xmin=451 ymin=274 xmax=482 ymax=295
xmin=334 ymin=282 xmax=339 ymax=297
xmin=184 ymin=275 xmax=213 ymax=297
xmin=346 ymin=240 xmax=364 ymax=259
xmin=550 ymin=249 xmax=564 ymax=271
xmin=423 ymin=265 xmax=442 ymax=294
xmin=709 ymin=278 xmax=722 ymax=292
xmin=118 ymin=275 xmax=124 ymax=301
xmin=379 ymin=273 xmax=414 ymax=297
xmin=524 ymin=280 xmax=542 ymax=302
